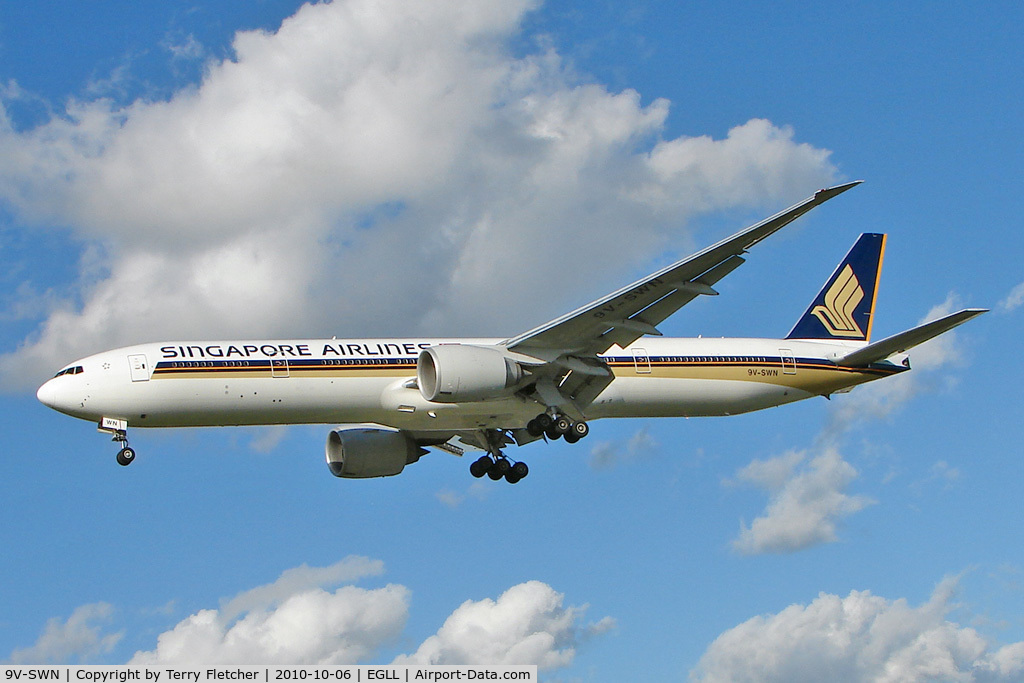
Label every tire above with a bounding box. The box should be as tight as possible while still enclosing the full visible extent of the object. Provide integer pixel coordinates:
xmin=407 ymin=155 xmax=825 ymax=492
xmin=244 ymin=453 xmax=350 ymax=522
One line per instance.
xmin=572 ymin=421 xmax=589 ymax=438
xmin=470 ymin=456 xmax=492 ymax=478
xmin=505 ymin=461 xmax=529 ymax=484
xmin=554 ymin=416 xmax=572 ymax=434
xmin=116 ymin=447 xmax=136 ymax=467
xmin=488 ymin=459 xmax=510 ymax=480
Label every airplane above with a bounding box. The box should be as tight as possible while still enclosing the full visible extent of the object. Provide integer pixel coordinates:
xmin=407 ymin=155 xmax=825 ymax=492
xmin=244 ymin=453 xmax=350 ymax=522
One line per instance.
xmin=36 ymin=181 xmax=986 ymax=483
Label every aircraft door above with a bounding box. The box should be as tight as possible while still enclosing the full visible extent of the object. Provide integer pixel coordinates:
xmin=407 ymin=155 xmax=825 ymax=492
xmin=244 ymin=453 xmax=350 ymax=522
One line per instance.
xmin=271 ymin=358 xmax=290 ymax=378
xmin=128 ymin=354 xmax=150 ymax=382
xmin=779 ymin=349 xmax=797 ymax=375
xmin=631 ymin=347 xmax=652 ymax=374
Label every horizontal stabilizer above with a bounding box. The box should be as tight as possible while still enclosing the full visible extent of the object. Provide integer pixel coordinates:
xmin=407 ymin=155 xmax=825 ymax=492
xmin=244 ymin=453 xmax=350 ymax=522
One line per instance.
xmin=838 ymin=308 xmax=988 ymax=367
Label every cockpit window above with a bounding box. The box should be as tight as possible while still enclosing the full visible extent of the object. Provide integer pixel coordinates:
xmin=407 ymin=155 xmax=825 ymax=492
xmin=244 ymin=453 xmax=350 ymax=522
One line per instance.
xmin=53 ymin=366 xmax=84 ymax=378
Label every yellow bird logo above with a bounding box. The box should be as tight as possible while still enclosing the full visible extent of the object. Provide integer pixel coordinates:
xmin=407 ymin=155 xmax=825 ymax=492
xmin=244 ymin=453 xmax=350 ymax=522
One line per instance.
xmin=810 ymin=264 xmax=865 ymax=338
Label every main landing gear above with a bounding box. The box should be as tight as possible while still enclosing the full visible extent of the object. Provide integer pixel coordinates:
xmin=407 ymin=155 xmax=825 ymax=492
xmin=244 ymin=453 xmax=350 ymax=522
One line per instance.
xmin=468 ymin=429 xmax=530 ymax=484
xmin=470 ymin=455 xmax=529 ymax=484
xmin=526 ymin=412 xmax=590 ymax=444
xmin=469 ymin=412 xmax=591 ymax=482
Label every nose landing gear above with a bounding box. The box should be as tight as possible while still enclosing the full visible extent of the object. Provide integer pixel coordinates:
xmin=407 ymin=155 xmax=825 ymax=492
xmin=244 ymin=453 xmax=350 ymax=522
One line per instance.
xmin=98 ymin=417 xmax=135 ymax=466
xmin=116 ymin=444 xmax=136 ymax=467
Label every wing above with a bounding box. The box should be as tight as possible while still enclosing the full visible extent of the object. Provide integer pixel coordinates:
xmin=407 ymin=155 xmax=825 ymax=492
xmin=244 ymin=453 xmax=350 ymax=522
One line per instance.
xmin=503 ymin=181 xmax=862 ymax=416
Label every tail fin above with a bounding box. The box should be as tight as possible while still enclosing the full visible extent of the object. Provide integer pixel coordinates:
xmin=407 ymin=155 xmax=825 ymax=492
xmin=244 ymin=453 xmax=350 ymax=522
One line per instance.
xmin=786 ymin=233 xmax=886 ymax=342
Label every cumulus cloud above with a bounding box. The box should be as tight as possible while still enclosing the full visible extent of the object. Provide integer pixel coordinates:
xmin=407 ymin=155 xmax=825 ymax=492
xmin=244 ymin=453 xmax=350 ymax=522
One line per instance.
xmin=217 ymin=557 xmax=385 ymax=622
xmin=111 ymin=558 xmax=609 ymax=668
xmin=691 ymin=577 xmax=1024 ymax=682
xmin=128 ymin=556 xmax=405 ymax=665
xmin=731 ymin=446 xmax=874 ymax=555
xmin=131 ymin=587 xmax=408 ymax=665
xmin=393 ymin=581 xmax=613 ymax=670
xmin=9 ymin=602 xmax=122 ymax=664
xmin=0 ymin=0 xmax=836 ymax=389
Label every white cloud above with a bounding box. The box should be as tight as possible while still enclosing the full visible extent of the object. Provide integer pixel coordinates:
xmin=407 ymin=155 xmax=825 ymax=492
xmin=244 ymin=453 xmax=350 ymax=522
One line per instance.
xmin=732 ymin=446 xmax=874 ymax=555
xmin=130 ymin=586 xmax=409 ymax=665
xmin=9 ymin=602 xmax=123 ymax=664
xmin=589 ymin=425 xmax=658 ymax=469
xmin=115 ymin=558 xmax=609 ymax=669
xmin=436 ymin=481 xmax=489 ymax=509
xmin=691 ymin=577 xmax=1024 ymax=682
xmin=247 ymin=425 xmax=289 ymax=454
xmin=128 ymin=557 xmax=404 ymax=665
xmin=393 ymin=581 xmax=613 ymax=670
xmin=217 ymin=557 xmax=385 ymax=622
xmin=0 ymin=0 xmax=836 ymax=390
xmin=999 ymin=281 xmax=1024 ymax=312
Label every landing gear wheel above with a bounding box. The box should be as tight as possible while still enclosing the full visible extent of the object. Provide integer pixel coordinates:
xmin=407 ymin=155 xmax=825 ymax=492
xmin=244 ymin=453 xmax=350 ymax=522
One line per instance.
xmin=470 ymin=455 xmax=493 ymax=478
xmin=535 ymin=413 xmax=553 ymax=431
xmin=572 ymin=421 xmax=589 ymax=438
xmin=545 ymin=425 xmax=562 ymax=440
xmin=116 ymin=447 xmax=136 ymax=467
xmin=487 ymin=458 xmax=511 ymax=481
xmin=526 ymin=419 xmax=544 ymax=437
xmin=564 ymin=432 xmax=580 ymax=444
xmin=554 ymin=416 xmax=572 ymax=435
xmin=504 ymin=461 xmax=529 ymax=484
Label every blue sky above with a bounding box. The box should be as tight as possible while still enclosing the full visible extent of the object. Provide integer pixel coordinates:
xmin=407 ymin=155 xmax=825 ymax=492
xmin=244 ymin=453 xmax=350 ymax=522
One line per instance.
xmin=1 ymin=1 xmax=1022 ymax=679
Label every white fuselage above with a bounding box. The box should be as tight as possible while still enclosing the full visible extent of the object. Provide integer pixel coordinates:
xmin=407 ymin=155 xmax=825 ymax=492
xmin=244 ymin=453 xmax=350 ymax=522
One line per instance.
xmin=36 ymin=336 xmax=903 ymax=433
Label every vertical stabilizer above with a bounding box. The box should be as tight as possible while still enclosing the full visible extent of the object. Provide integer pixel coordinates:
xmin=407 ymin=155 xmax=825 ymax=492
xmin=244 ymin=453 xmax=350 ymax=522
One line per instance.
xmin=786 ymin=233 xmax=886 ymax=342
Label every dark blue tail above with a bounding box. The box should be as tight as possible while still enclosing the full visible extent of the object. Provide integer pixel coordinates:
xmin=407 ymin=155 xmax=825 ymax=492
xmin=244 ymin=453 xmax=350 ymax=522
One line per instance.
xmin=786 ymin=233 xmax=886 ymax=342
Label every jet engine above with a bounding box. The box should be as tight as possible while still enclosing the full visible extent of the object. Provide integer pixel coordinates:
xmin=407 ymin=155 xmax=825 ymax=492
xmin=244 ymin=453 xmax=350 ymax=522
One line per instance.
xmin=417 ymin=344 xmax=524 ymax=403
xmin=325 ymin=427 xmax=427 ymax=478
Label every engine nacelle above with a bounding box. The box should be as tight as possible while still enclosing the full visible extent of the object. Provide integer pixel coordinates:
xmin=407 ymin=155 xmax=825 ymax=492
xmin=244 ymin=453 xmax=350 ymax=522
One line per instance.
xmin=417 ymin=344 xmax=524 ymax=403
xmin=325 ymin=427 xmax=426 ymax=478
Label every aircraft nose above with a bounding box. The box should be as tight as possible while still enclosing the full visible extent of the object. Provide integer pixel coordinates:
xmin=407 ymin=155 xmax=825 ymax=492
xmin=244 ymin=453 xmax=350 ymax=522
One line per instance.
xmin=37 ymin=379 xmax=58 ymax=409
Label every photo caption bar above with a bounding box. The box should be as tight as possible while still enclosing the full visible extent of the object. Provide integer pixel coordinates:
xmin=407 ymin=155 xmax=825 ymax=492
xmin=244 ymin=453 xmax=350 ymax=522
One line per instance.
xmin=1 ymin=667 xmax=536 ymax=683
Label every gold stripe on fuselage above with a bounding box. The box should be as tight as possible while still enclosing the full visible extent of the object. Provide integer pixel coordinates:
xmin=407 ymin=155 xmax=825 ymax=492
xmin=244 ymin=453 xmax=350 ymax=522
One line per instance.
xmin=152 ymin=356 xmax=898 ymax=399
xmin=608 ymin=358 xmax=898 ymax=396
